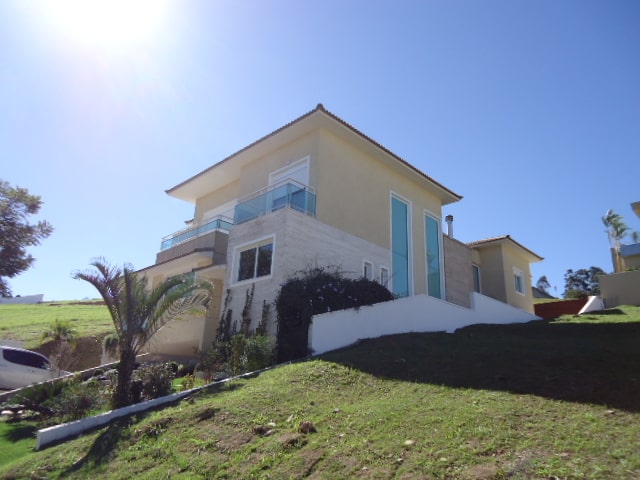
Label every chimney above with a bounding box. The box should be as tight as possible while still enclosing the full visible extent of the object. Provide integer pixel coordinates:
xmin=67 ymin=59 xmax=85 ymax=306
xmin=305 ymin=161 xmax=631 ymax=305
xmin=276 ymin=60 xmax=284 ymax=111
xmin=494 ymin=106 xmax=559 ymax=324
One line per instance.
xmin=445 ymin=215 xmax=454 ymax=238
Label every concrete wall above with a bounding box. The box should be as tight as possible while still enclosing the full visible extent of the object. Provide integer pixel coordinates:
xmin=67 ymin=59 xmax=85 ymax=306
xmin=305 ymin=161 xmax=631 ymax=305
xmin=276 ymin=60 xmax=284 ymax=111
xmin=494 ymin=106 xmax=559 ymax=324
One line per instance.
xmin=442 ymin=235 xmax=473 ymax=308
xmin=224 ymin=208 xmax=391 ymax=335
xmin=600 ymin=270 xmax=640 ymax=307
xmin=309 ymin=292 xmax=540 ymax=355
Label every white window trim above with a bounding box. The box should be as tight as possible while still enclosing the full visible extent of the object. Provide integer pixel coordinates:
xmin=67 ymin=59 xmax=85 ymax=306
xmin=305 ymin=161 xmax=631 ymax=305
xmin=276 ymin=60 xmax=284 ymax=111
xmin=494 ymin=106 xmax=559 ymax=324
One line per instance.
xmin=231 ymin=234 xmax=276 ymax=286
xmin=362 ymin=260 xmax=374 ymax=281
xmin=390 ymin=191 xmax=414 ymax=297
xmin=269 ymin=156 xmax=310 ymax=186
xmin=513 ymin=266 xmax=525 ymax=296
xmin=379 ymin=265 xmax=390 ymax=288
xmin=424 ymin=209 xmax=445 ymax=300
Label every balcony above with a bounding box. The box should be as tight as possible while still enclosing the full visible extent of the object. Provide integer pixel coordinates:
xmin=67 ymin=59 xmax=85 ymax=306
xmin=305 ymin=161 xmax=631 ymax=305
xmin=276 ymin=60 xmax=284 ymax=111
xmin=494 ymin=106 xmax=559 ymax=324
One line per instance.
xmin=160 ymin=216 xmax=233 ymax=251
xmin=156 ymin=216 xmax=232 ymax=265
xmin=234 ymin=181 xmax=316 ymax=225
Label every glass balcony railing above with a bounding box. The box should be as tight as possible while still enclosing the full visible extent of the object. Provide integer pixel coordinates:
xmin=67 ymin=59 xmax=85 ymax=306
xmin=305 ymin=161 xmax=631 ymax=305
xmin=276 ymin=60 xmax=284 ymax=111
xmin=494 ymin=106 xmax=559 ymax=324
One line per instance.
xmin=160 ymin=216 xmax=233 ymax=251
xmin=234 ymin=181 xmax=316 ymax=225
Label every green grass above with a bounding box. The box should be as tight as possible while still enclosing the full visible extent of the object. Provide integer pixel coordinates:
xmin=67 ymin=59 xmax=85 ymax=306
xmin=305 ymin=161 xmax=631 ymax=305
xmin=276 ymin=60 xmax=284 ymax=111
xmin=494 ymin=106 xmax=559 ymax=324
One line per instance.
xmin=1 ymin=306 xmax=639 ymax=479
xmin=0 ymin=302 xmax=113 ymax=349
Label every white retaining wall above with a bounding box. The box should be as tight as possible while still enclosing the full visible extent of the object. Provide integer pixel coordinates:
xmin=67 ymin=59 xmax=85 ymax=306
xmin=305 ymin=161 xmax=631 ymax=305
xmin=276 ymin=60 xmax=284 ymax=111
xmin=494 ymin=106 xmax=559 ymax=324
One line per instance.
xmin=309 ymin=292 xmax=540 ymax=355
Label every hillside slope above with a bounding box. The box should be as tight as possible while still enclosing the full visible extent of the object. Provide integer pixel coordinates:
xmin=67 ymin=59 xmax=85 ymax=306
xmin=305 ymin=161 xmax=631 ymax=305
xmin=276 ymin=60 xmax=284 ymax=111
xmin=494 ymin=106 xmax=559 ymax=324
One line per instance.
xmin=1 ymin=308 xmax=639 ymax=479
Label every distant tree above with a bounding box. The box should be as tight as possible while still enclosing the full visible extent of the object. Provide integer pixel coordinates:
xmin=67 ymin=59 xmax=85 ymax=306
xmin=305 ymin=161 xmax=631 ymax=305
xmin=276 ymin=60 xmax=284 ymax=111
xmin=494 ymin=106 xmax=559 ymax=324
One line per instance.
xmin=535 ymin=275 xmax=551 ymax=294
xmin=563 ymin=267 xmax=605 ymax=299
xmin=74 ymin=259 xmax=211 ymax=408
xmin=0 ymin=180 xmax=53 ymax=297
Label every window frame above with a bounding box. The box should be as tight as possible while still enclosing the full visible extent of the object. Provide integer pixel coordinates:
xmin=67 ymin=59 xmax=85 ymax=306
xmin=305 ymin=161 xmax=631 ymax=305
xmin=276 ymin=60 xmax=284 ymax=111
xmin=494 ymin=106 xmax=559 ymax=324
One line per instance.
xmin=513 ymin=266 xmax=525 ymax=296
xmin=390 ymin=192 xmax=413 ymax=297
xmin=363 ymin=260 xmax=374 ymax=281
xmin=472 ymin=264 xmax=482 ymax=293
xmin=232 ymin=235 xmax=276 ymax=285
xmin=379 ymin=266 xmax=390 ymax=288
xmin=424 ymin=210 xmax=444 ymax=299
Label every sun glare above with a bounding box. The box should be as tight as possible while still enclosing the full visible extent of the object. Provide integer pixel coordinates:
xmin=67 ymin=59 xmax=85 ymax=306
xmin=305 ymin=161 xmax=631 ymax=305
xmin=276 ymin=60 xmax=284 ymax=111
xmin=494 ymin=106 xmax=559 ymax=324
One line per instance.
xmin=42 ymin=0 xmax=170 ymax=52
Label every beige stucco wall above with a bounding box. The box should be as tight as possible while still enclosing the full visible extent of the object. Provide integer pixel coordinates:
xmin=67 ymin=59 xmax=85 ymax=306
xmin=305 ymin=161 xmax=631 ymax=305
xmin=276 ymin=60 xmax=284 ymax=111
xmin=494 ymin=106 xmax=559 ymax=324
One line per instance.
xmin=195 ymin=181 xmax=240 ymax=221
xmin=442 ymin=235 xmax=473 ymax=308
xmin=600 ymin=270 xmax=640 ymax=307
xmin=315 ymin=129 xmax=443 ymax=296
xmin=234 ymin=132 xmax=320 ymax=199
xmin=475 ymin=246 xmax=506 ymax=304
xmin=500 ymin=243 xmax=536 ymax=313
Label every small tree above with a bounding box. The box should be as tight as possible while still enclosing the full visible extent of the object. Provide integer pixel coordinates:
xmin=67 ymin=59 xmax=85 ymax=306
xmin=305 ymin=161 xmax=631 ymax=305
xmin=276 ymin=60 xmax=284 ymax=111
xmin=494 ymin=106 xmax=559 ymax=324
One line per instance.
xmin=74 ymin=259 xmax=211 ymax=408
xmin=41 ymin=319 xmax=78 ymax=372
xmin=0 ymin=180 xmax=53 ymax=297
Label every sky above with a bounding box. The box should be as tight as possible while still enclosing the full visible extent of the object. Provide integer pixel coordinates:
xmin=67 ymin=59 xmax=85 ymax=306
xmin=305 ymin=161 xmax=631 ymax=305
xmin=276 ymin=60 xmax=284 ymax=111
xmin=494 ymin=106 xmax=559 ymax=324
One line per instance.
xmin=1 ymin=0 xmax=639 ymax=301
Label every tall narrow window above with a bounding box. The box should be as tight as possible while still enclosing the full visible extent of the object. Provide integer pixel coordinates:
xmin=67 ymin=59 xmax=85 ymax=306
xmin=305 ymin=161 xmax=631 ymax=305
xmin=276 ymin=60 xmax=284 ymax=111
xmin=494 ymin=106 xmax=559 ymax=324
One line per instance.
xmin=513 ymin=267 xmax=525 ymax=295
xmin=363 ymin=261 xmax=373 ymax=281
xmin=380 ymin=266 xmax=389 ymax=288
xmin=472 ymin=264 xmax=481 ymax=293
xmin=391 ymin=196 xmax=410 ymax=297
xmin=425 ymin=214 xmax=442 ymax=299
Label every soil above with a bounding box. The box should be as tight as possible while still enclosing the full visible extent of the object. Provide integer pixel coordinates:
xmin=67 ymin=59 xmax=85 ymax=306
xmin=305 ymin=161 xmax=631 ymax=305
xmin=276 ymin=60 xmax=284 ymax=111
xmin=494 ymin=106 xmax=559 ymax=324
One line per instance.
xmin=35 ymin=336 xmax=105 ymax=371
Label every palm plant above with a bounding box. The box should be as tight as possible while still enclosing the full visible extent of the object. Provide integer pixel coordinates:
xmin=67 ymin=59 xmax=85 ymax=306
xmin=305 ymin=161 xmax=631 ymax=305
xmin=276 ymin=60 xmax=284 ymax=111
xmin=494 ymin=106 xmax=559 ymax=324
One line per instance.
xmin=74 ymin=259 xmax=211 ymax=409
xmin=602 ymin=209 xmax=630 ymax=250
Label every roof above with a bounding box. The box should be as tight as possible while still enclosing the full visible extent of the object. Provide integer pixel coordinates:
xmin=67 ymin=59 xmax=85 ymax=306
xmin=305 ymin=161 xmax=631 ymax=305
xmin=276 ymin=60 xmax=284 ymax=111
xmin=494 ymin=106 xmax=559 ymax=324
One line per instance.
xmin=166 ymin=104 xmax=462 ymax=205
xmin=467 ymin=235 xmax=544 ymax=262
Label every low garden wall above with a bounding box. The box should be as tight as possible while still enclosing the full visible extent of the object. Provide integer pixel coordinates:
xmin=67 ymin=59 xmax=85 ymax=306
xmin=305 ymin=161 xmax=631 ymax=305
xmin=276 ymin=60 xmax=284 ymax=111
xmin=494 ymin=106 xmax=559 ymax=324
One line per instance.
xmin=309 ymin=292 xmax=540 ymax=355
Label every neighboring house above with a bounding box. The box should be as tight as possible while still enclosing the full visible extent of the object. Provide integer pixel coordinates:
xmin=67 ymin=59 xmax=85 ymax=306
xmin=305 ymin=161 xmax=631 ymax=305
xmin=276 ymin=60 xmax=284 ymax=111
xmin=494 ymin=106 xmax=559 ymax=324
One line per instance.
xmin=600 ymin=201 xmax=640 ymax=307
xmin=532 ymin=286 xmax=555 ymax=299
xmin=139 ymin=104 xmax=542 ymax=357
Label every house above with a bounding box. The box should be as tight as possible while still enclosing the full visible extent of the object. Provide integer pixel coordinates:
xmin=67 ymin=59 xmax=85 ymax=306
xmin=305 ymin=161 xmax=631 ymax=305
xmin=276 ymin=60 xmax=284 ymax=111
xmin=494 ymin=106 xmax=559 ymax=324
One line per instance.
xmin=600 ymin=201 xmax=640 ymax=307
xmin=139 ymin=104 xmax=542 ymax=358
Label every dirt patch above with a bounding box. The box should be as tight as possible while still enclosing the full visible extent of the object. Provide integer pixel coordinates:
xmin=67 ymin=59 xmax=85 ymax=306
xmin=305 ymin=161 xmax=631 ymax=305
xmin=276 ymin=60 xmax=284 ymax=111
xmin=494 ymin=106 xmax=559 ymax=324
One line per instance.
xmin=35 ymin=336 xmax=104 ymax=371
xmin=217 ymin=432 xmax=253 ymax=451
xmin=460 ymin=463 xmax=500 ymax=479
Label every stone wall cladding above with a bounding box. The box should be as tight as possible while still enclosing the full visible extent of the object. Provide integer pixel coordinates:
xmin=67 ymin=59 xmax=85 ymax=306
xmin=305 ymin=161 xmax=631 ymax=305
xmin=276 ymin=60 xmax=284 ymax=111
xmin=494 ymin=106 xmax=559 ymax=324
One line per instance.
xmin=224 ymin=208 xmax=391 ymax=334
xmin=443 ymin=235 xmax=473 ymax=308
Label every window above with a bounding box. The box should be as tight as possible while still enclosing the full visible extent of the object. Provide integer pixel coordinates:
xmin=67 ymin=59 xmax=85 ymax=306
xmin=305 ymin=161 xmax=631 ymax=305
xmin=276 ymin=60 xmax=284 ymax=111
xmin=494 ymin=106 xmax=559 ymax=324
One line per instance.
xmin=425 ymin=213 xmax=442 ymax=299
xmin=391 ymin=195 xmax=411 ymax=297
xmin=513 ymin=267 xmax=525 ymax=295
xmin=472 ymin=264 xmax=481 ymax=293
xmin=237 ymin=241 xmax=274 ymax=282
xmin=379 ymin=266 xmax=389 ymax=288
xmin=363 ymin=261 xmax=373 ymax=281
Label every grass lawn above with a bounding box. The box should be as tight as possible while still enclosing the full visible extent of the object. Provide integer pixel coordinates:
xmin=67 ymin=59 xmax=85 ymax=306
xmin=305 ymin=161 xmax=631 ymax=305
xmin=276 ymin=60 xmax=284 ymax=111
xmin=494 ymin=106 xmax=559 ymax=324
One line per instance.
xmin=0 ymin=306 xmax=638 ymax=479
xmin=0 ymin=302 xmax=113 ymax=349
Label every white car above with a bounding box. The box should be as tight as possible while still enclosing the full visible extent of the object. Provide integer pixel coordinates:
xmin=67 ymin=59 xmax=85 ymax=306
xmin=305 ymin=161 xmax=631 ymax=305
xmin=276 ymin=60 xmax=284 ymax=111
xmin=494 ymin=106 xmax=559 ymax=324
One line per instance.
xmin=0 ymin=346 xmax=67 ymax=390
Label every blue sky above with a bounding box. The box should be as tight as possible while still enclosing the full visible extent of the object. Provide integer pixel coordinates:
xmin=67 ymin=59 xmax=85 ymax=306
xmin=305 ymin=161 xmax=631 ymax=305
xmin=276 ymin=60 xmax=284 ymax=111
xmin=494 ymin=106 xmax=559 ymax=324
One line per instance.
xmin=1 ymin=0 xmax=639 ymax=301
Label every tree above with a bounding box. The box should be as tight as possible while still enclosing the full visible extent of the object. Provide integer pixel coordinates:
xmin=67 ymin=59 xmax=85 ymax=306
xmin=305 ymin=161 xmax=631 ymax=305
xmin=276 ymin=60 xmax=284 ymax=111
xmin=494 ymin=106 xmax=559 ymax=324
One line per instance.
xmin=74 ymin=259 xmax=211 ymax=408
xmin=0 ymin=180 xmax=53 ymax=297
xmin=535 ymin=275 xmax=551 ymax=295
xmin=602 ymin=209 xmax=630 ymax=250
xmin=563 ymin=266 xmax=605 ymax=299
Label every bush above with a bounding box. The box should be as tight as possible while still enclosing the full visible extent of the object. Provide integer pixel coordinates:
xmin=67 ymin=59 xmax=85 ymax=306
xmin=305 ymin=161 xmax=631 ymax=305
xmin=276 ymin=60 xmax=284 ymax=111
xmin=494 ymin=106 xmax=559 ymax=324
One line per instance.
xmin=131 ymin=363 xmax=175 ymax=402
xmin=275 ymin=267 xmax=394 ymax=362
xmin=49 ymin=379 xmax=107 ymax=421
xmin=245 ymin=335 xmax=276 ymax=372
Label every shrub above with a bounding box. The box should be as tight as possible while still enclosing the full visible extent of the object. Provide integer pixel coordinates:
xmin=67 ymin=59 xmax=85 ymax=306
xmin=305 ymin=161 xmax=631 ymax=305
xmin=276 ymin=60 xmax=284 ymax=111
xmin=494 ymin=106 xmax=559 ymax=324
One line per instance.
xmin=49 ymin=379 xmax=108 ymax=422
xmin=245 ymin=335 xmax=276 ymax=372
xmin=131 ymin=363 xmax=175 ymax=402
xmin=228 ymin=334 xmax=247 ymax=376
xmin=275 ymin=267 xmax=394 ymax=362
